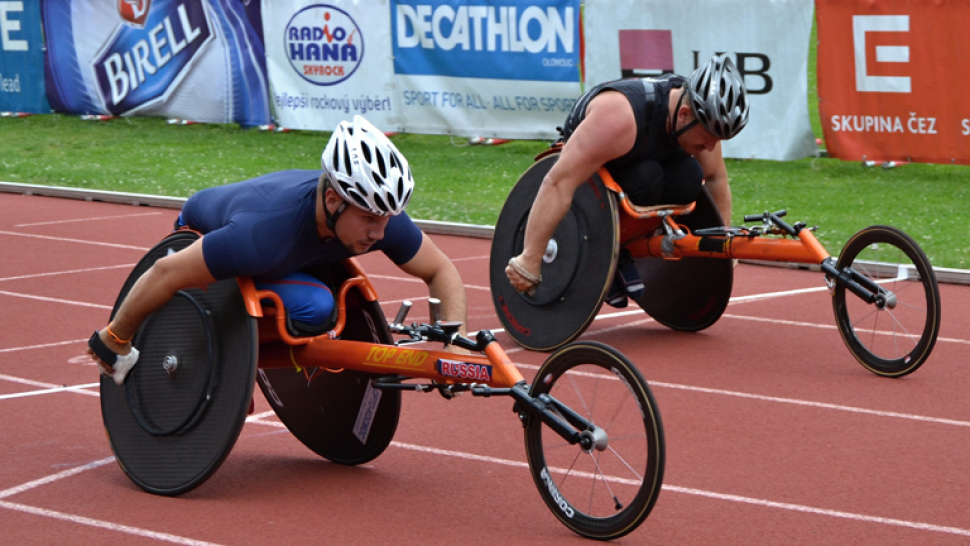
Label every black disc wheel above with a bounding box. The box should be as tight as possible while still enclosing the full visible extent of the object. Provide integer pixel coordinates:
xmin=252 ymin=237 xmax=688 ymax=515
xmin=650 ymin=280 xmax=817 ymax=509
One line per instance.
xmin=524 ymin=342 xmax=665 ymax=540
xmin=833 ymin=225 xmax=941 ymax=377
xmin=490 ymin=153 xmax=619 ymax=351
xmin=101 ymin=231 xmax=258 ymax=495
xmin=633 ymin=186 xmax=733 ymax=331
xmin=256 ymin=266 xmax=401 ymax=465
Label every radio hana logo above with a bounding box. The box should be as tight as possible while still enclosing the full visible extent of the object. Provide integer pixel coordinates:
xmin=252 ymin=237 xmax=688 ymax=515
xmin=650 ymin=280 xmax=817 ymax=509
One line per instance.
xmin=285 ymin=5 xmax=363 ymax=86
xmin=95 ymin=0 xmax=212 ymax=115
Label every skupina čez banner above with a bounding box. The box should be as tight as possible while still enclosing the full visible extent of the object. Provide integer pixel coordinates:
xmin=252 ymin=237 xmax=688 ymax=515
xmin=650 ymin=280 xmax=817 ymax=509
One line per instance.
xmin=817 ymin=0 xmax=970 ymax=165
xmin=0 ymin=0 xmax=50 ymax=113
xmin=42 ymin=0 xmax=270 ymax=125
xmin=583 ymin=0 xmax=817 ymax=161
xmin=263 ymin=0 xmax=581 ymax=139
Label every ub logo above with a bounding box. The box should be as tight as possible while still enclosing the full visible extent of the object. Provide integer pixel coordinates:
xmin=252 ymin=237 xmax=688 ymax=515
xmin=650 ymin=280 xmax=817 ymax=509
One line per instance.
xmin=119 ymin=0 xmax=151 ymax=28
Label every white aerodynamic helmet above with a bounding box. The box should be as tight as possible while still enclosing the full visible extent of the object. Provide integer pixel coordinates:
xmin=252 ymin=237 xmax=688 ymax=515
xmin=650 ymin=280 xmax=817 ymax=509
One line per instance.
xmin=321 ymin=115 xmax=414 ymax=216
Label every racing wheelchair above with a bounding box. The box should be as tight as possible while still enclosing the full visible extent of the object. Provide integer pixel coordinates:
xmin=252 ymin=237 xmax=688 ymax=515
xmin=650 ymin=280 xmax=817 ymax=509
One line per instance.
xmin=100 ymin=230 xmax=665 ymax=541
xmin=489 ymin=149 xmax=941 ymax=378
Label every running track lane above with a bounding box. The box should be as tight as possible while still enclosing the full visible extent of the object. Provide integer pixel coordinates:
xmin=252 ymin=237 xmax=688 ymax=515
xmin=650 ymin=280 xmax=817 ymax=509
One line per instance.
xmin=1 ymin=192 xmax=969 ymax=545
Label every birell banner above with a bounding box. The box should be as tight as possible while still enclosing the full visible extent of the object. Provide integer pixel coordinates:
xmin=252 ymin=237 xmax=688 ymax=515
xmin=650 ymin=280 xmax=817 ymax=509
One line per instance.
xmin=42 ymin=0 xmax=270 ymax=125
xmin=817 ymin=0 xmax=970 ymax=165
xmin=0 ymin=0 xmax=50 ymax=113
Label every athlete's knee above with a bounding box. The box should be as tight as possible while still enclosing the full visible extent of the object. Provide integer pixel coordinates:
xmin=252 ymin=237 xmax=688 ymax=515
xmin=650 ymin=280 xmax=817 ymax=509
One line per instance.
xmin=299 ymin=288 xmax=335 ymax=325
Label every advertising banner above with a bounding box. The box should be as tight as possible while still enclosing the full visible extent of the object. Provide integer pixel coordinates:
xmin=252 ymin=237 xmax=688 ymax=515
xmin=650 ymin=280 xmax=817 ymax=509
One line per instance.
xmin=817 ymin=0 xmax=970 ymax=165
xmin=43 ymin=0 xmax=270 ymax=125
xmin=391 ymin=0 xmax=582 ymax=138
xmin=263 ymin=0 xmax=398 ymax=131
xmin=0 ymin=0 xmax=50 ymax=113
xmin=584 ymin=0 xmax=817 ymax=161
xmin=263 ymin=0 xmax=581 ymax=139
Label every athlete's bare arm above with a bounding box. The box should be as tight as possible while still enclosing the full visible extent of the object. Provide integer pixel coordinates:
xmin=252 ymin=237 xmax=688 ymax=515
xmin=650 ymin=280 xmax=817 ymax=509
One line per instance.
xmin=695 ymin=142 xmax=732 ymax=223
xmin=506 ymin=91 xmax=636 ymax=293
xmin=398 ymin=232 xmax=468 ymax=336
xmin=87 ymin=238 xmax=216 ymax=369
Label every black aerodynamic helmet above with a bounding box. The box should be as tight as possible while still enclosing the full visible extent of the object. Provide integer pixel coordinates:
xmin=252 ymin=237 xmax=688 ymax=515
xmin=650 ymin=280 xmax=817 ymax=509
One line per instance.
xmin=686 ymin=55 xmax=750 ymax=140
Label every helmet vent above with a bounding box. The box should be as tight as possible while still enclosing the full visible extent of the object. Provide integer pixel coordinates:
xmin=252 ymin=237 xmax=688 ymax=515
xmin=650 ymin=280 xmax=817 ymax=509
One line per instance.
xmin=342 ymin=141 xmax=352 ymax=174
xmin=377 ymin=151 xmax=387 ymax=179
xmin=373 ymin=193 xmax=388 ymax=212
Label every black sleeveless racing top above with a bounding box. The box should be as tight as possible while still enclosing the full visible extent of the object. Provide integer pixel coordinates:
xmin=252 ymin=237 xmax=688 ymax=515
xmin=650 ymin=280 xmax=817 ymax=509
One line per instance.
xmin=559 ymin=75 xmax=687 ymax=170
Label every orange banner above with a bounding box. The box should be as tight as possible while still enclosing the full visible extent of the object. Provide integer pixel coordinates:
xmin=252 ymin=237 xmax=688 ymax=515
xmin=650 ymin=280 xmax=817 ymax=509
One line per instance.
xmin=817 ymin=0 xmax=970 ymax=165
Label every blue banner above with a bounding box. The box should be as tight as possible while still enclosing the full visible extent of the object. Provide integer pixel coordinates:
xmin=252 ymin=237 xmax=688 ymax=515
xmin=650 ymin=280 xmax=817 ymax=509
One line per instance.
xmin=0 ymin=0 xmax=50 ymax=113
xmin=391 ymin=0 xmax=580 ymax=82
xmin=43 ymin=0 xmax=269 ymax=125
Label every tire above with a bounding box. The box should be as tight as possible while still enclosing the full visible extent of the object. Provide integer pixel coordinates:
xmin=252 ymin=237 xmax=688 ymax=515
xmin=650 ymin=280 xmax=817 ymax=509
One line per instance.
xmin=490 ymin=153 xmax=619 ymax=352
xmin=101 ymin=231 xmax=258 ymax=495
xmin=524 ymin=342 xmax=665 ymax=540
xmin=832 ymin=226 xmax=941 ymax=377
xmin=632 ymin=186 xmax=732 ymax=332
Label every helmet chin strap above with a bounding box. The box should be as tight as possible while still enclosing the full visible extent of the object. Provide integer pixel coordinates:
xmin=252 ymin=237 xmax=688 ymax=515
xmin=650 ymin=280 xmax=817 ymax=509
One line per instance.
xmin=324 ymin=200 xmax=347 ymax=232
xmin=670 ymin=88 xmax=699 ymax=141
xmin=321 ymin=174 xmax=348 ymax=233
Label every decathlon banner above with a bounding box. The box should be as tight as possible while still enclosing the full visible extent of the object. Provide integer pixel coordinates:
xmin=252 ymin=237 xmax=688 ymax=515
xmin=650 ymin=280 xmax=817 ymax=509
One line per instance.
xmin=263 ymin=0 xmax=581 ymax=138
xmin=42 ymin=0 xmax=270 ymax=125
xmin=391 ymin=0 xmax=581 ymax=138
xmin=584 ymin=0 xmax=817 ymax=161
xmin=0 ymin=0 xmax=50 ymax=113
xmin=817 ymin=1 xmax=970 ymax=165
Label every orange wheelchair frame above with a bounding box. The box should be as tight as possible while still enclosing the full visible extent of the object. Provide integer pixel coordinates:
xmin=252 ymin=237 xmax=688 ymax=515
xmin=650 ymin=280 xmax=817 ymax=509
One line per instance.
xmin=598 ymin=167 xmax=941 ymax=377
xmin=102 ymin=229 xmax=664 ymax=541
xmin=237 ymin=260 xmax=664 ymax=540
xmin=490 ymin=147 xmax=940 ymax=377
xmin=238 ymin=261 xmax=525 ymax=389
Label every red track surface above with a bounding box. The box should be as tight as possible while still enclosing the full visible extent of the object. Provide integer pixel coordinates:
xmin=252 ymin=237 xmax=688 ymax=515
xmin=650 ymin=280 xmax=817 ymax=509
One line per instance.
xmin=1 ymin=192 xmax=969 ymax=545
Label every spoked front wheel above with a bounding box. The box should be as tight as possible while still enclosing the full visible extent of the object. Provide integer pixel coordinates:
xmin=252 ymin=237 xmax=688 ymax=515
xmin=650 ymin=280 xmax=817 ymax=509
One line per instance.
xmin=832 ymin=225 xmax=941 ymax=377
xmin=524 ymin=342 xmax=664 ymax=540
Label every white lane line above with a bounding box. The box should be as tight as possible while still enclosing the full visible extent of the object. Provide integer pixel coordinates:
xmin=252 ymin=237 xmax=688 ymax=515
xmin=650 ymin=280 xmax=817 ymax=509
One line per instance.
xmin=0 ymin=457 xmax=116 ymax=499
xmin=0 ymin=290 xmax=111 ymax=309
xmin=0 ymin=264 xmax=136 ymax=283
xmin=0 ymin=501 xmax=225 ymax=545
xmin=0 ymin=374 xmax=101 ymax=398
xmin=15 ymin=212 xmax=165 ymax=227
xmin=648 ymin=380 xmax=970 ymax=428
xmin=723 ymin=313 xmax=970 ymax=345
xmin=0 ymin=382 xmax=100 ymax=400
xmin=14 ymin=212 xmax=165 ymax=227
xmin=0 ymin=339 xmax=87 ymax=353
xmin=366 ymin=273 xmax=489 ymax=292
xmin=730 ymin=285 xmax=829 ymax=303
xmin=0 ymin=230 xmax=149 ymax=251
xmin=0 ymin=458 xmax=226 ymax=544
xmin=242 ymin=418 xmax=970 ymax=539
xmin=661 ymin=485 xmax=970 ymax=537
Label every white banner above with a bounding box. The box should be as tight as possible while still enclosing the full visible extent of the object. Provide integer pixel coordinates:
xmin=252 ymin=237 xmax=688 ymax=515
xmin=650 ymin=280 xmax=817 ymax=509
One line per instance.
xmin=263 ymin=0 xmax=581 ymax=138
xmin=262 ymin=0 xmax=398 ymax=131
xmin=584 ymin=0 xmax=817 ymax=160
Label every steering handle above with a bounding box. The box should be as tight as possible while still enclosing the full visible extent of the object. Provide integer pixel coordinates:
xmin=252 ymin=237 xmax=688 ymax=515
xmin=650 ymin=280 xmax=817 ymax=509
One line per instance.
xmin=743 ymin=209 xmax=788 ymax=223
